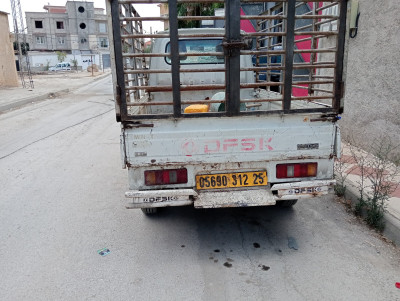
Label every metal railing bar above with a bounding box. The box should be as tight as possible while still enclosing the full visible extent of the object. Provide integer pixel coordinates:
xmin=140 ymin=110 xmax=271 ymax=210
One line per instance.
xmin=242 ymin=82 xmax=283 ymax=88
xmin=294 ymin=30 xmax=338 ymax=36
xmin=240 ymin=98 xmax=283 ymax=103
xmin=295 ymin=23 xmax=313 ymax=31
xmin=291 ymin=95 xmax=334 ymax=100
xmin=123 ymin=68 xmax=226 ymax=74
xmin=316 ymin=2 xmax=339 ymax=13
xmin=127 ymin=100 xmax=225 ymax=106
xmin=126 ymin=84 xmax=226 ymax=92
xmin=243 ymin=15 xmax=286 ymax=20
xmin=292 ymin=74 xmax=310 ymax=78
xmin=122 ymin=51 xmax=224 ymax=58
xmin=257 ymin=19 xmax=284 ymax=26
xmin=121 ymin=108 xmax=337 ymax=121
xmin=121 ymin=16 xmax=226 ymax=21
xmin=292 ymin=64 xmax=335 ymax=69
xmin=313 ymin=75 xmax=334 ymax=79
xmin=121 ymin=33 xmax=225 ymax=39
xmin=334 ymin=0 xmax=347 ymax=111
xmin=241 ymin=48 xmax=336 ymax=56
xmin=311 ymin=87 xmax=334 ymax=94
xmin=263 ymin=23 xmax=284 ymax=30
xmin=294 ymin=80 xmax=335 ymax=85
xmin=242 ymin=66 xmax=285 ymax=72
xmin=283 ymin=0 xmax=296 ymax=112
xmin=292 ymin=85 xmax=308 ymax=89
xmin=242 ymin=32 xmax=286 ymax=37
xmin=295 ymin=15 xmax=338 ymax=19
xmin=168 ymin=0 xmax=181 ymax=117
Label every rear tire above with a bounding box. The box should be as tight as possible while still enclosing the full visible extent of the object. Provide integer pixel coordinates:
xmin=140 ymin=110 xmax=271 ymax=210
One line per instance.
xmin=141 ymin=208 xmax=158 ymax=215
xmin=277 ymin=199 xmax=298 ymax=207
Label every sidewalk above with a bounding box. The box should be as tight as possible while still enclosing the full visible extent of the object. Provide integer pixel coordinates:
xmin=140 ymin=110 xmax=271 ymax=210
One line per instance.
xmin=0 ymin=70 xmax=111 ymax=113
xmin=337 ymin=143 xmax=400 ymax=245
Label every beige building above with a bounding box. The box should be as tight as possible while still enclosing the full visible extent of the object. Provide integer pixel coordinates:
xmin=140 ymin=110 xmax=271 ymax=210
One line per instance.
xmin=0 ymin=11 xmax=19 ymax=87
xmin=340 ymin=0 xmax=400 ymax=158
xmin=158 ymin=4 xmax=169 ymax=30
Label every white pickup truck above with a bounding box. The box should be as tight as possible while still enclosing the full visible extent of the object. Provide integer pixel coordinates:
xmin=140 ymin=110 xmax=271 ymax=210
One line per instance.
xmin=107 ymin=0 xmax=348 ymax=214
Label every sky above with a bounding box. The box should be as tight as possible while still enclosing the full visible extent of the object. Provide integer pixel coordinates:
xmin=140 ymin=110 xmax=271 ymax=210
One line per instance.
xmin=0 ymin=0 xmax=164 ymax=33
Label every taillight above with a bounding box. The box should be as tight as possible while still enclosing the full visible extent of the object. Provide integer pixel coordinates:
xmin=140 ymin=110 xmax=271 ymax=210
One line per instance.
xmin=144 ymin=169 xmax=188 ymax=186
xmin=276 ymin=163 xmax=317 ymax=179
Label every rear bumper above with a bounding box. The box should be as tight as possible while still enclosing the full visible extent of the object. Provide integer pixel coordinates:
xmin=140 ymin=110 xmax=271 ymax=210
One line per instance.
xmin=125 ymin=180 xmax=335 ymax=209
xmin=270 ymin=180 xmax=335 ymax=200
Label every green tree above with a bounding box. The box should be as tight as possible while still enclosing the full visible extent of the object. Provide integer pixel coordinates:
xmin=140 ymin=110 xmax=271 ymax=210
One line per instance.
xmin=56 ymin=51 xmax=67 ymax=62
xmin=177 ymin=3 xmax=224 ymax=28
xmin=45 ymin=59 xmax=50 ymax=71
xmin=70 ymin=58 xmax=78 ymax=71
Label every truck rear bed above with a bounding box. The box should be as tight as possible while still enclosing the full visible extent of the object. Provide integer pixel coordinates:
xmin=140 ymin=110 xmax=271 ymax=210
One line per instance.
xmin=107 ymin=0 xmax=347 ymax=210
xmin=123 ymin=114 xmax=338 ymax=208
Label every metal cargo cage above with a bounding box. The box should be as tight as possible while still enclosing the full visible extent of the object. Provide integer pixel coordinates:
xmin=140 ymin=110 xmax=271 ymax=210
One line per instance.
xmin=108 ymin=0 xmax=347 ymax=121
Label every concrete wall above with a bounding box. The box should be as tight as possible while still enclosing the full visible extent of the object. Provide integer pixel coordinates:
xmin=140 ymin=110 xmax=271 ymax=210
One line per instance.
xmin=0 ymin=12 xmax=18 ymax=87
xmin=341 ymin=0 xmax=400 ymax=156
xmin=66 ymin=1 xmax=95 ymax=51
xmin=28 ymin=52 xmax=100 ymax=72
xmin=26 ymin=12 xmax=70 ymax=51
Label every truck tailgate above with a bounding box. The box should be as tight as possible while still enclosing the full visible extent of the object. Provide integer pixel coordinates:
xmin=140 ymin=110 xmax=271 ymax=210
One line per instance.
xmin=123 ymin=114 xmax=336 ymax=167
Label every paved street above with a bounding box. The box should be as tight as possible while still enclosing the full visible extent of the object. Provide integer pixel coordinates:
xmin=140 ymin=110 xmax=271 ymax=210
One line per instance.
xmin=1 ymin=76 xmax=399 ymax=301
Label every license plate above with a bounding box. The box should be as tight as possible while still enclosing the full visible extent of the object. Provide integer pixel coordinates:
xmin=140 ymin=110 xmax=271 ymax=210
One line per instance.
xmin=196 ymin=171 xmax=268 ymax=190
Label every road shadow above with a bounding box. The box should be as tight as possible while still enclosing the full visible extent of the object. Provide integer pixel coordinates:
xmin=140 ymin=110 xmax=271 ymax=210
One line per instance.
xmin=140 ymin=204 xmax=302 ymax=259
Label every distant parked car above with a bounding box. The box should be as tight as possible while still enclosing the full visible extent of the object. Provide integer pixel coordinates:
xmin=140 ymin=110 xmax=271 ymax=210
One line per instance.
xmin=49 ymin=62 xmax=71 ymax=71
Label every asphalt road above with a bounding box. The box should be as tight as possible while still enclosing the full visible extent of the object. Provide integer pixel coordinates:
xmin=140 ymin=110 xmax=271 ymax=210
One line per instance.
xmin=1 ymin=76 xmax=399 ymax=301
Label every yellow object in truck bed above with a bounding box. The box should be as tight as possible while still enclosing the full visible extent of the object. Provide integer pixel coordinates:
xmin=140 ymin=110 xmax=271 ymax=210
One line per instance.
xmin=184 ymin=104 xmax=209 ymax=113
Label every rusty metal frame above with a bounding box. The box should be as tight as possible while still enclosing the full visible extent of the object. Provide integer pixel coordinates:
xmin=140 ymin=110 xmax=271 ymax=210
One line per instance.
xmin=168 ymin=0 xmax=182 ymax=117
xmin=334 ymin=0 xmax=347 ymax=113
xmin=110 ymin=0 xmax=127 ymax=121
xmin=111 ymin=0 xmax=346 ymax=122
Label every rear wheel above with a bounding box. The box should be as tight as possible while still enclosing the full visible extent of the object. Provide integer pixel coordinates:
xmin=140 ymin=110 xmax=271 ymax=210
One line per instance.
xmin=141 ymin=208 xmax=158 ymax=215
xmin=277 ymin=199 xmax=298 ymax=207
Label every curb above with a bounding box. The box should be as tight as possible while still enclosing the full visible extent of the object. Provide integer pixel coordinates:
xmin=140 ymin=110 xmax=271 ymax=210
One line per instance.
xmin=0 ymin=89 xmax=69 ymax=113
xmin=0 ymin=72 xmax=110 ymax=113
xmin=340 ymin=176 xmax=400 ymax=246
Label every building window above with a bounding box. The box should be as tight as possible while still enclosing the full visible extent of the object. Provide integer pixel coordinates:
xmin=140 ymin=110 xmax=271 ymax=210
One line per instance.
xmin=58 ymin=37 xmax=65 ymax=44
xmin=78 ymin=6 xmax=85 ymax=13
xmin=99 ymin=23 xmax=107 ymax=33
xmin=56 ymin=21 xmax=64 ymax=29
xmin=36 ymin=36 xmax=46 ymax=44
xmin=98 ymin=37 xmax=109 ymax=48
xmin=80 ymin=23 xmax=86 ymax=29
xmin=35 ymin=21 xmax=43 ymax=28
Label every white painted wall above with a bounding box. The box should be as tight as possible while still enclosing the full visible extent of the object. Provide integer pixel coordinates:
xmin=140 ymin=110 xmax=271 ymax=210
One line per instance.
xmin=28 ymin=52 xmax=100 ymax=71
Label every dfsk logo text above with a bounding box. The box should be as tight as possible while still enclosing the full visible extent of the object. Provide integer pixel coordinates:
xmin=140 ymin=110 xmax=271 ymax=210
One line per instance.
xmin=182 ymin=137 xmax=274 ymax=155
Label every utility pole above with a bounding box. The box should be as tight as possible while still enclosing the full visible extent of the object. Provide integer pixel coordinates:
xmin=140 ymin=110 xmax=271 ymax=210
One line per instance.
xmin=91 ymin=54 xmax=93 ymax=77
xmin=10 ymin=0 xmax=34 ymax=89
